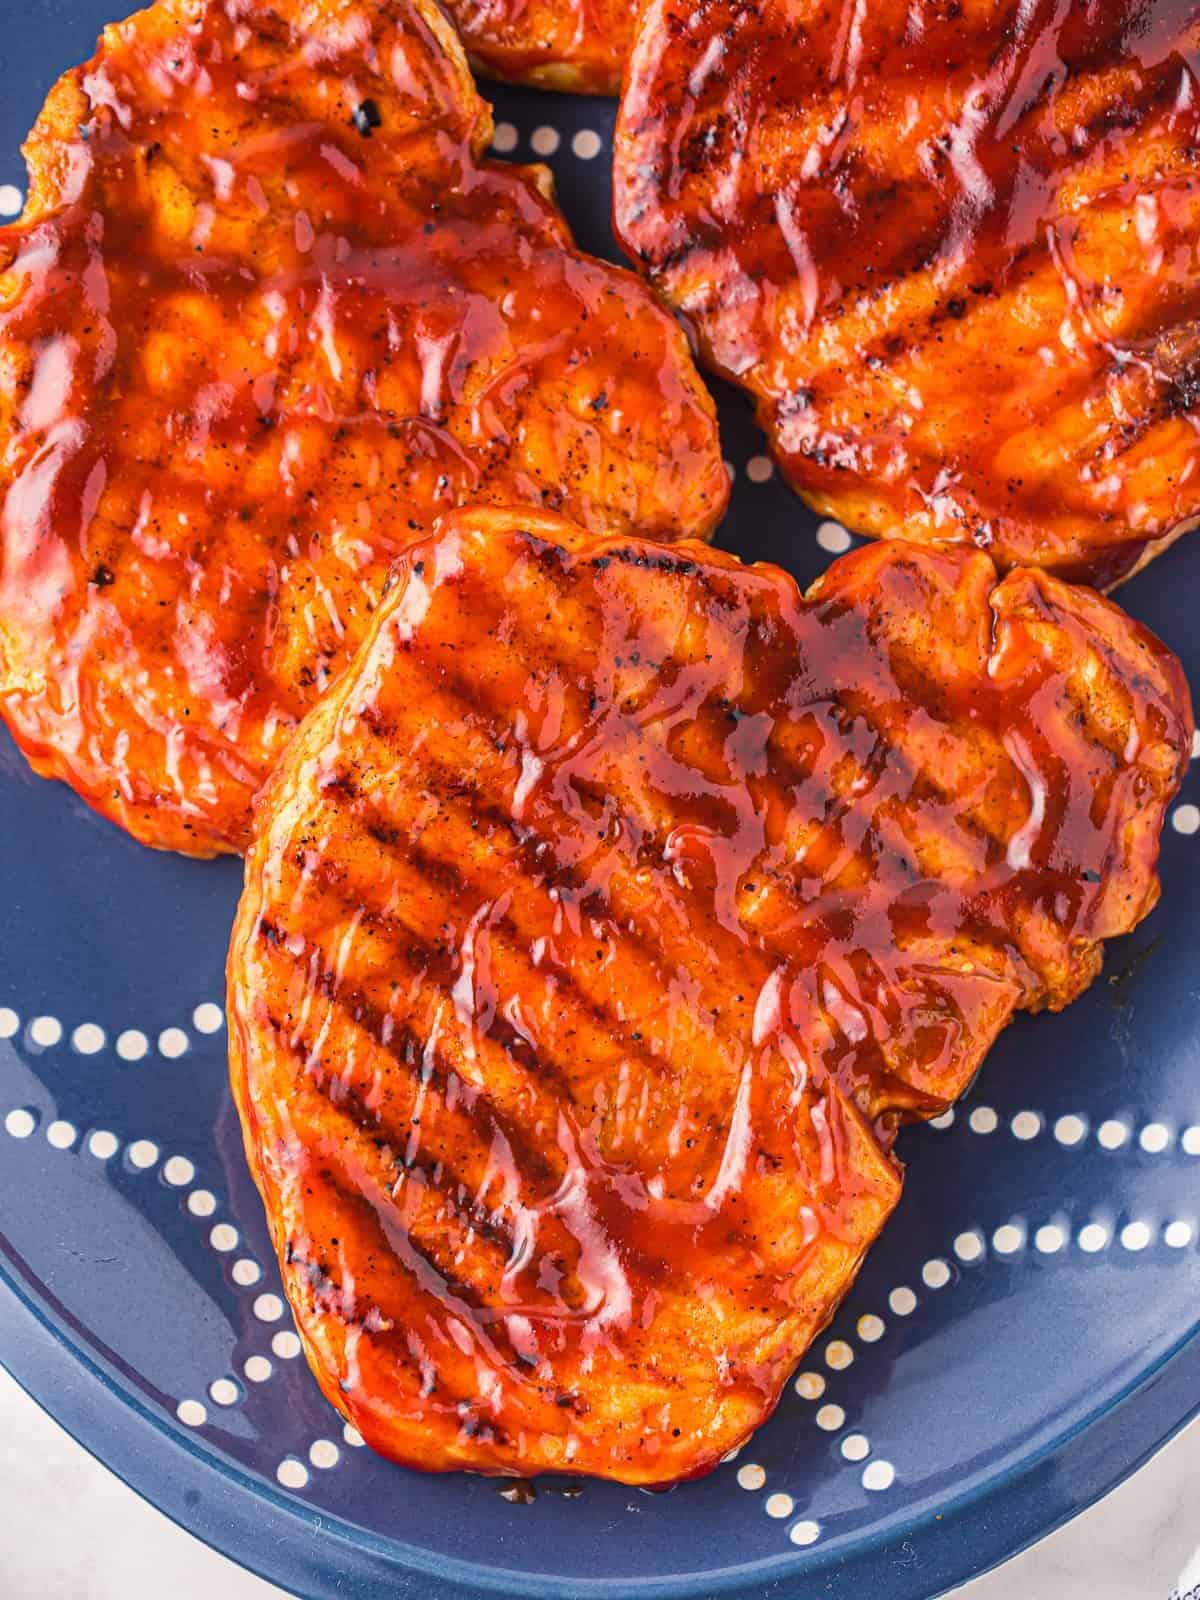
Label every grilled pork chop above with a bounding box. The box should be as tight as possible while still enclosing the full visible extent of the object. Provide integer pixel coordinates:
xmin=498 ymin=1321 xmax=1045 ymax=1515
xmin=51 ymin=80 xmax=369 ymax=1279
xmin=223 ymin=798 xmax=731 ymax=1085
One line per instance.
xmin=0 ymin=0 xmax=725 ymax=858
xmin=228 ymin=505 xmax=1190 ymax=1484
xmin=443 ymin=0 xmax=630 ymax=93
xmin=615 ymin=0 xmax=1200 ymax=587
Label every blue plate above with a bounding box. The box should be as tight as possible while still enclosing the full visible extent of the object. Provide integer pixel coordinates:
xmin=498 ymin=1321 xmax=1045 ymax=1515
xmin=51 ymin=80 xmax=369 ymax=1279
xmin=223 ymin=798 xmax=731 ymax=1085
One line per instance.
xmin=1 ymin=7 xmax=1198 ymax=1597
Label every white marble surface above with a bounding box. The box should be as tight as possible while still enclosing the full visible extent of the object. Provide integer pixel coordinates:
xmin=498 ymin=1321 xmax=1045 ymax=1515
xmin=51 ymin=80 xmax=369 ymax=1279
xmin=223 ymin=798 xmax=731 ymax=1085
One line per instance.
xmin=0 ymin=1361 xmax=1195 ymax=1598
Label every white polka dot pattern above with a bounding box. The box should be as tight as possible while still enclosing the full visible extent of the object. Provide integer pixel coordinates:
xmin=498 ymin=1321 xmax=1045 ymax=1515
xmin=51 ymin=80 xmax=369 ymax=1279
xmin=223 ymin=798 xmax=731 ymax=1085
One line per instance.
xmin=29 ymin=1016 xmax=62 ymax=1048
xmin=571 ymin=129 xmax=602 ymax=159
xmin=922 ymin=1258 xmax=951 ymax=1289
xmin=116 ymin=1030 xmax=149 ymax=1062
xmin=277 ymin=1458 xmax=309 ymax=1490
xmin=932 ymin=1104 xmax=1197 ymax=1163
xmin=816 ymin=520 xmax=852 ymax=554
xmin=16 ymin=1083 xmax=1192 ymax=1550
xmin=163 ymin=1155 xmax=194 ymax=1186
xmin=192 ymin=1003 xmax=224 ymax=1034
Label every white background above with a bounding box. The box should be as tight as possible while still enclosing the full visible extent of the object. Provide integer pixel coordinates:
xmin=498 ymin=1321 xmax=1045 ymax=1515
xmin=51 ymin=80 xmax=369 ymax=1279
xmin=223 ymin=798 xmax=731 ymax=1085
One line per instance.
xmin=0 ymin=1362 xmax=1195 ymax=1598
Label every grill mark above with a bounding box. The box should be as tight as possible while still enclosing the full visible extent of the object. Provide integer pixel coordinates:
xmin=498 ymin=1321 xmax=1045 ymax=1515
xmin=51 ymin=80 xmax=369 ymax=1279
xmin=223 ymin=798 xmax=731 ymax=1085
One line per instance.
xmin=347 ymin=580 xmax=1023 ymax=1111
xmin=261 ymin=892 xmax=578 ymax=1181
xmin=265 ymin=1008 xmax=521 ymax=1261
xmin=259 ymin=966 xmax=700 ymax=1357
xmin=394 ymin=547 xmax=843 ymax=852
xmin=322 ymin=1127 xmax=514 ymax=1319
xmin=268 ymin=966 xmax=709 ymax=1315
xmin=260 ymin=1160 xmax=476 ymax=1404
xmin=637 ymin=79 xmax=1198 ymax=535
xmin=331 ymin=793 xmax=732 ymax=1107
xmin=793 ymin=61 xmax=1184 ymax=316
xmin=347 ymin=649 xmax=769 ymax=1032
xmin=280 ymin=1160 xmax=520 ymax=1428
xmin=291 ymin=806 xmax=674 ymax=1117
xmin=658 ymin=40 xmax=1190 ymax=386
xmin=411 ymin=548 xmax=1018 ymax=893
xmin=266 ymin=1017 xmax=599 ymax=1387
xmin=347 ymin=549 xmax=1045 ymax=1040
xmin=381 ymin=538 xmax=1147 ymax=1064
xmin=463 ymin=542 xmax=1143 ymax=1021
xmin=258 ymin=977 xmax=604 ymax=1316
xmin=257 ymin=919 xmax=563 ymax=1192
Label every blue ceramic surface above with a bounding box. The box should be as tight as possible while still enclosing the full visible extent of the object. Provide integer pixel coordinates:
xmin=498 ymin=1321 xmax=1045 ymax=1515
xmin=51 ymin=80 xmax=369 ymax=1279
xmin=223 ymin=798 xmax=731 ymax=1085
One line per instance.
xmin=0 ymin=7 xmax=1198 ymax=1597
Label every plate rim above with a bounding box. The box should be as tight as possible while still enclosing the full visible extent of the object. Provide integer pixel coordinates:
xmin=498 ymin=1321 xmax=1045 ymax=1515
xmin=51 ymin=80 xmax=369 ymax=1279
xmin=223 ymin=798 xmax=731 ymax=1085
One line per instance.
xmin=2 ymin=1246 xmax=1197 ymax=1600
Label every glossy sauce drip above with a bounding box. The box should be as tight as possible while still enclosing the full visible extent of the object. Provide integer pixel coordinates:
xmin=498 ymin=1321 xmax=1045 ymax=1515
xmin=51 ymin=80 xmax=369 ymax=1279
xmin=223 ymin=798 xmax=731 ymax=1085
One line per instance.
xmin=0 ymin=0 xmax=725 ymax=855
xmin=228 ymin=509 xmax=1191 ymax=1482
xmin=616 ymin=0 xmax=1200 ymax=582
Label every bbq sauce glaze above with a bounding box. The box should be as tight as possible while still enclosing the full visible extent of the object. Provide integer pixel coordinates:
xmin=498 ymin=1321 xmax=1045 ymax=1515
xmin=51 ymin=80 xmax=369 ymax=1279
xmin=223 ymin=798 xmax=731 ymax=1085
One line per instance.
xmin=0 ymin=0 xmax=726 ymax=855
xmin=228 ymin=508 xmax=1191 ymax=1483
xmin=616 ymin=0 xmax=1200 ymax=585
